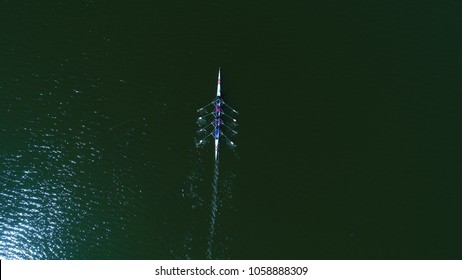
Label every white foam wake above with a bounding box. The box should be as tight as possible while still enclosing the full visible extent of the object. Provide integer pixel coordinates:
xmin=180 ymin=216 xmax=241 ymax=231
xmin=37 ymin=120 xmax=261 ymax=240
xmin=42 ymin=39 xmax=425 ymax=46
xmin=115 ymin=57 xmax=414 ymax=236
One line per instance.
xmin=206 ymin=157 xmax=219 ymax=259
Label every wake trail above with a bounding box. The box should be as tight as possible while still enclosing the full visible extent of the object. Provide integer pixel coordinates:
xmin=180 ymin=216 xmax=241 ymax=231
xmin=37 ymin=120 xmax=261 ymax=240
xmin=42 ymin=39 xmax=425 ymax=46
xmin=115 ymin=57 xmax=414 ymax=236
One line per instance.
xmin=206 ymin=157 xmax=220 ymax=259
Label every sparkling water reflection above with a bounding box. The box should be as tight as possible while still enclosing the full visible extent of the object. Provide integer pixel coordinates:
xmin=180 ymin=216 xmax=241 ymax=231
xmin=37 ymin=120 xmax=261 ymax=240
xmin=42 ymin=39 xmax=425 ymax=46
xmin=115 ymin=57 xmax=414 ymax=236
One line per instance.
xmin=0 ymin=73 xmax=143 ymax=259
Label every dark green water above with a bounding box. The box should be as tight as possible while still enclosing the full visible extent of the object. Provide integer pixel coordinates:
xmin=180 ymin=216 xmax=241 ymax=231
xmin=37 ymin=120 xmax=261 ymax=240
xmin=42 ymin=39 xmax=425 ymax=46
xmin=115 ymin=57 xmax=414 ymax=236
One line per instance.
xmin=1 ymin=1 xmax=462 ymax=259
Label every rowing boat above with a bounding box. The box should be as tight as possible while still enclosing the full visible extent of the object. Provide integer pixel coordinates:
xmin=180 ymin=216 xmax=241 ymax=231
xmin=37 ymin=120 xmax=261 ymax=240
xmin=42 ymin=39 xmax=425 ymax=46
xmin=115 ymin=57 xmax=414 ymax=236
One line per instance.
xmin=197 ymin=68 xmax=238 ymax=160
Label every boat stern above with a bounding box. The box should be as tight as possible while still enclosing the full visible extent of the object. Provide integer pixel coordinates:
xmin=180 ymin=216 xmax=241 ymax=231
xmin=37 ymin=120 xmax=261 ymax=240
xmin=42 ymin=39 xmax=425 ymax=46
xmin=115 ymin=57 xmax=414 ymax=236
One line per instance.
xmin=214 ymin=138 xmax=219 ymax=160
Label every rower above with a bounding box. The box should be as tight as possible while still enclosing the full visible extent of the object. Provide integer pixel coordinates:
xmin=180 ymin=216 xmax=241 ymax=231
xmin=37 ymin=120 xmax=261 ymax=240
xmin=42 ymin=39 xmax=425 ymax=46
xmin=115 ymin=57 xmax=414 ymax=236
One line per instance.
xmin=215 ymin=98 xmax=222 ymax=108
xmin=215 ymin=97 xmax=222 ymax=117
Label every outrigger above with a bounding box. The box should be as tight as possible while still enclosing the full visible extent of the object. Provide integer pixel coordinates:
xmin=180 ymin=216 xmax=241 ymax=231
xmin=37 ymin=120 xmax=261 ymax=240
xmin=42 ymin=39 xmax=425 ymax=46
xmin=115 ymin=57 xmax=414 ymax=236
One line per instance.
xmin=197 ymin=68 xmax=238 ymax=160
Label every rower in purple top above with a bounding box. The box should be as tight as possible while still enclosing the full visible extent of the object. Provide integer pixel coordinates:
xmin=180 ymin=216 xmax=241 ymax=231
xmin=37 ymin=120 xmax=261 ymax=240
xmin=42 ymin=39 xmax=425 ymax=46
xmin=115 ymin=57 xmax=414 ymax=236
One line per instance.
xmin=197 ymin=68 xmax=238 ymax=160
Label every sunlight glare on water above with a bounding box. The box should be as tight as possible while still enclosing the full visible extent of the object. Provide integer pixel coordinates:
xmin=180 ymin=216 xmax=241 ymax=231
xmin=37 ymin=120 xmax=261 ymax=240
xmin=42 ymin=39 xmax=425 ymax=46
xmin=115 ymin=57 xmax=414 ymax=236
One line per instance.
xmin=0 ymin=71 xmax=142 ymax=259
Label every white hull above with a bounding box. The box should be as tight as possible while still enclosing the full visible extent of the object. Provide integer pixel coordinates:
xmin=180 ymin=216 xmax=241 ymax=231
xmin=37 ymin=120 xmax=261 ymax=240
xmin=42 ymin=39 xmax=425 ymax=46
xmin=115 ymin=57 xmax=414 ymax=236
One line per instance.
xmin=214 ymin=139 xmax=219 ymax=160
xmin=216 ymin=68 xmax=221 ymax=97
xmin=215 ymin=68 xmax=221 ymax=160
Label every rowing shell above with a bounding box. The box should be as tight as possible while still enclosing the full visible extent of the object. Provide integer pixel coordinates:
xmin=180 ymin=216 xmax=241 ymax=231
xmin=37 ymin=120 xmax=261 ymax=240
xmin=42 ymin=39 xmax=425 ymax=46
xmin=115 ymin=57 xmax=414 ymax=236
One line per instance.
xmin=214 ymin=69 xmax=221 ymax=160
xmin=197 ymin=68 xmax=238 ymax=160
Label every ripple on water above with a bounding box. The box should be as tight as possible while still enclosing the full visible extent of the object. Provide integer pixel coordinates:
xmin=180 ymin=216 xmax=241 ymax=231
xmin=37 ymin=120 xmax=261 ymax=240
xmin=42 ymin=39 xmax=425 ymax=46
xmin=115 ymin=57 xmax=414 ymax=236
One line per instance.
xmin=0 ymin=86 xmax=142 ymax=259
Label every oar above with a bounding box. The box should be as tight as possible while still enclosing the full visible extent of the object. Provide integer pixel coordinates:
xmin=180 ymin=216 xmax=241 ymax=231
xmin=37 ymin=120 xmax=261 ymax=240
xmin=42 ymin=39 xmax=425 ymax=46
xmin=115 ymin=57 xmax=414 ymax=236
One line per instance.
xmin=220 ymin=132 xmax=236 ymax=147
xmin=197 ymin=111 xmax=216 ymax=120
xmin=197 ymin=122 xmax=214 ymax=134
xmin=197 ymin=102 xmax=214 ymax=112
xmin=223 ymin=103 xmax=239 ymax=114
xmin=222 ymin=113 xmax=238 ymax=124
xmin=221 ymin=123 xmax=237 ymax=135
xmin=197 ymin=133 xmax=213 ymax=146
